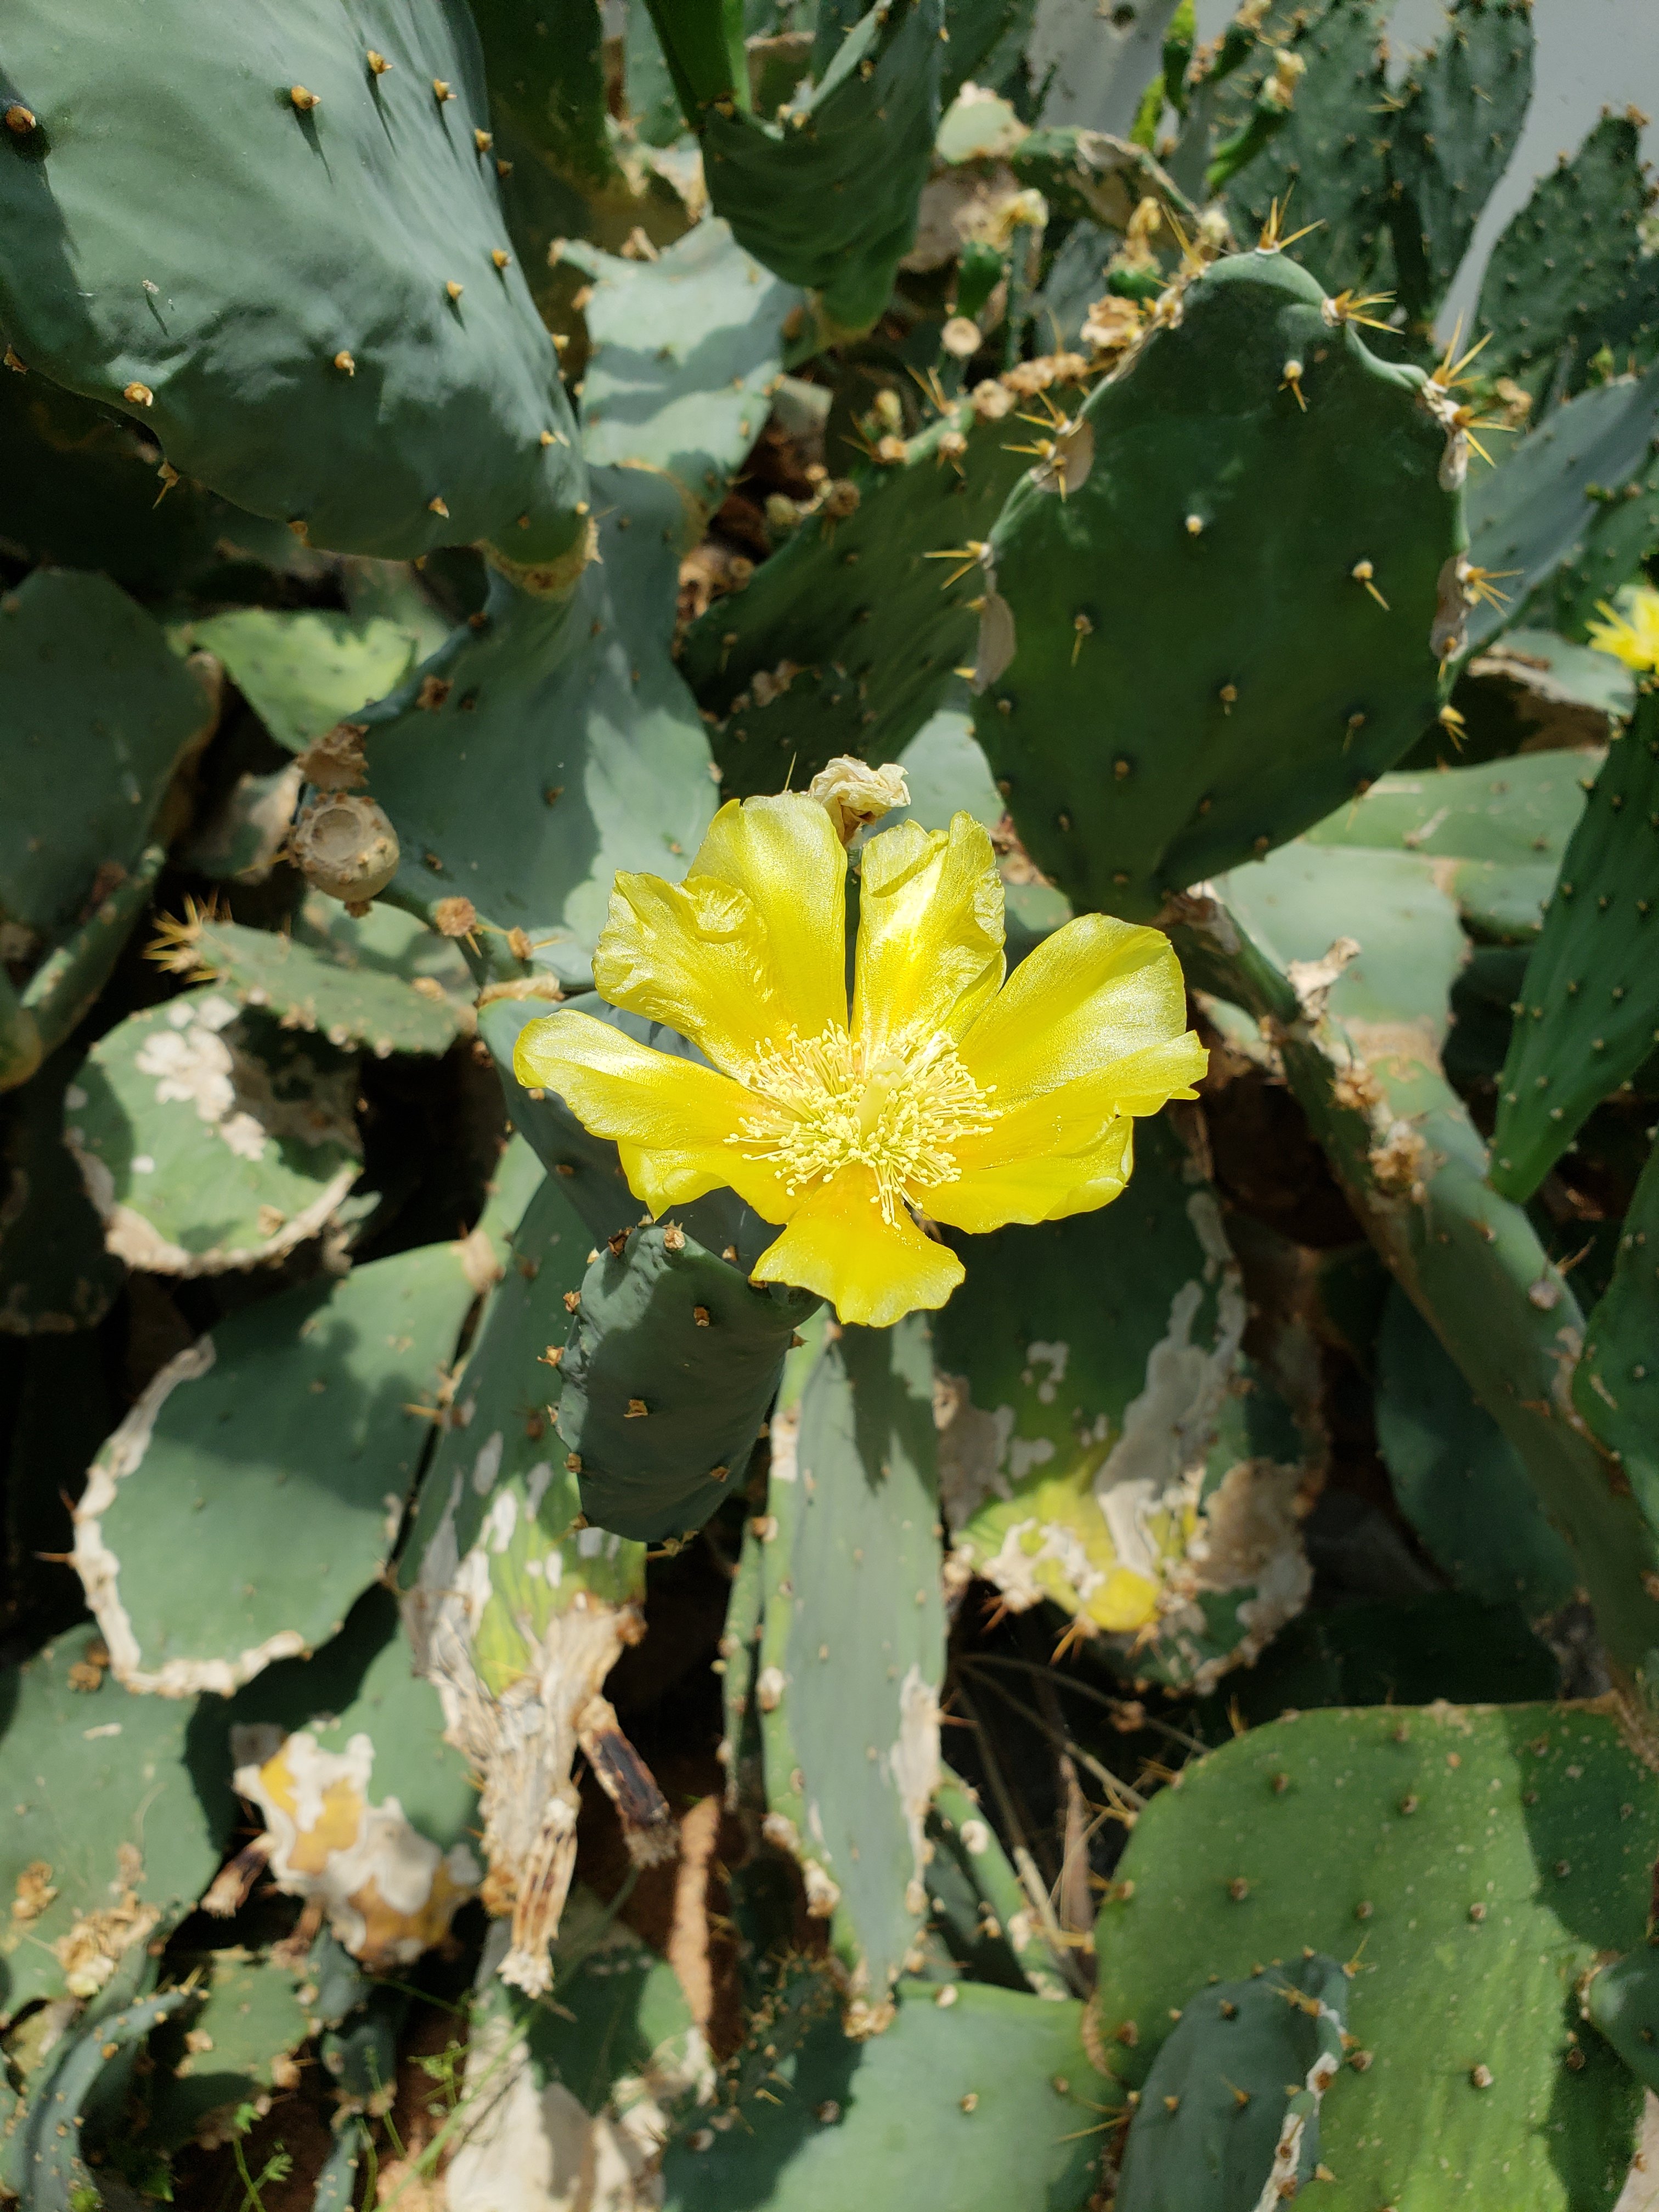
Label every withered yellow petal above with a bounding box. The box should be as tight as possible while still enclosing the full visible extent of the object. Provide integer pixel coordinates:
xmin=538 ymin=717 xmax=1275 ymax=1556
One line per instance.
xmin=514 ymin=1008 xmax=793 ymax=1222
xmin=690 ymin=793 xmax=849 ymax=1043
xmin=957 ymin=911 xmax=1194 ymax=1104
xmin=854 ymin=811 xmax=1005 ymax=1056
xmin=748 ymin=1164 xmax=963 ymax=1326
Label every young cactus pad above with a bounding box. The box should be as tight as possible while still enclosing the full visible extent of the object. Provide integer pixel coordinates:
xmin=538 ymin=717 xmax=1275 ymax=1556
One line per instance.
xmin=976 ymin=250 xmax=1464 ymax=919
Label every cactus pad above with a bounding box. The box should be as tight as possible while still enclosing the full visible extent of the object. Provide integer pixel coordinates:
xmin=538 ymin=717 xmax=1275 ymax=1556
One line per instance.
xmin=935 ymin=1116 xmax=1315 ymax=1690
xmin=71 ymin=1237 xmax=485 ymax=1696
xmin=1116 ymin=1951 xmax=1347 ymax=2211
xmin=565 ymin=218 xmax=800 ymax=521
xmin=1465 ymin=364 xmax=1659 ymax=653
xmin=1375 ymin=1283 xmax=1577 ymax=1619
xmin=1385 ymin=0 xmax=1534 ymax=329
xmin=0 ymin=569 xmax=210 ymax=955
xmin=0 ymin=1630 xmax=230 ymax=2021
xmin=1575 ymin=1135 xmax=1659 ymax=1531
xmin=682 ymin=380 xmax=1081 ymax=800
xmin=1475 ymin=110 xmax=1659 ymax=402
xmin=185 ymin=608 xmax=424 ymax=755
xmin=1489 ymin=695 xmax=1659 ymax=1199
xmin=225 ymin=1586 xmax=482 ymax=1969
xmin=163 ymin=905 xmax=465 ymax=1059
xmin=557 ymin=1217 xmax=814 ymax=1543
xmin=66 ymin=988 xmax=363 ymax=1273
xmin=977 ymin=250 xmax=1462 ymax=920
xmin=749 ymin=1316 xmax=946 ymax=2029
xmin=657 ymin=0 xmax=944 ymax=335
xmin=0 ymin=0 xmax=586 ymax=562
xmin=1094 ymin=1702 xmax=1656 ymax=2209
xmin=661 ymin=1975 xmax=1102 ymax=2210
xmin=367 ymin=467 xmax=718 ymax=982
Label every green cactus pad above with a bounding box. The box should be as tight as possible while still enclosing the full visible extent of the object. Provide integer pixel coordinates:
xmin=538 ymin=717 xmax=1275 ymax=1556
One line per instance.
xmin=399 ymin=1175 xmax=659 ymax=1990
xmin=0 ymin=569 xmax=209 ymax=953
xmin=470 ymin=0 xmax=614 ymax=194
xmin=1385 ymin=0 xmax=1534 ymax=329
xmin=183 ymin=608 xmax=424 ymax=755
xmin=0 ymin=1630 xmax=231 ymax=2022
xmin=1116 ymin=1952 xmax=1348 ymax=2212
xmin=146 ymin=1949 xmax=311 ymax=2151
xmin=977 ymin=250 xmax=1462 ymax=921
xmin=367 ymin=466 xmax=718 ymax=984
xmin=400 ymin=1171 xmax=645 ymax=1695
xmin=1181 ymin=848 xmax=1659 ymax=1709
xmin=1375 ymin=1283 xmax=1577 ymax=1619
xmin=1094 ymin=1702 xmax=1655 ymax=2209
xmin=171 ymin=907 xmax=464 ymax=1059
xmin=1301 ymin=745 xmax=1592 ymax=941
xmin=747 ymin=1316 xmax=945 ymax=2025
xmin=66 ymin=987 xmax=363 ymax=1274
xmin=0 ymin=0 xmax=586 ymax=562
xmin=661 ymin=1976 xmax=1103 ymax=2210
xmin=651 ymin=0 xmax=944 ymax=335
xmin=1575 ymin=1135 xmax=1659 ymax=1528
xmin=1465 ymin=364 xmax=1659 ymax=654
xmin=936 ymin=1115 xmax=1316 ymax=1690
xmin=0 ymin=1049 xmax=125 ymax=1334
xmin=1475 ymin=111 xmax=1659 ymax=403
xmin=565 ymin=218 xmax=800 ymax=521
xmin=1489 ymin=696 xmax=1659 ymax=1199
xmin=8 ymin=1977 xmax=191 ymax=2212
xmin=1220 ymin=0 xmax=1393 ymax=293
xmin=682 ymin=381 xmax=1081 ymax=800
xmin=0 ymin=371 xmax=302 ymax=595
xmin=71 ymin=1237 xmax=484 ymax=1696
xmin=557 ymin=1217 xmax=814 ymax=1543
xmin=926 ymin=1767 xmax=1069 ymax=1998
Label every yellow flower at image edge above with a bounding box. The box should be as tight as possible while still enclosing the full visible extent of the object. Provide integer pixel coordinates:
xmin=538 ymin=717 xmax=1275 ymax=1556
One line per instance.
xmin=514 ymin=795 xmax=1207 ymax=1328
xmin=1587 ymin=584 xmax=1659 ymax=675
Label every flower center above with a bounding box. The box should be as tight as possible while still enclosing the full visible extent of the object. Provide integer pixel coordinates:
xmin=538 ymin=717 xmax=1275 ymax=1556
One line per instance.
xmin=730 ymin=1025 xmax=997 ymax=1221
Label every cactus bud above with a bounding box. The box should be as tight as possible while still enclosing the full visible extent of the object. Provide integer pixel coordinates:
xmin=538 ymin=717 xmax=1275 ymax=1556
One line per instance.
xmin=290 ymin=793 xmax=399 ymax=904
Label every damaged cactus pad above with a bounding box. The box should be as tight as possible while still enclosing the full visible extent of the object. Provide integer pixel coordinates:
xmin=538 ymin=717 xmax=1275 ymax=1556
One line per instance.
xmin=4 ymin=2 xmax=1659 ymax=2203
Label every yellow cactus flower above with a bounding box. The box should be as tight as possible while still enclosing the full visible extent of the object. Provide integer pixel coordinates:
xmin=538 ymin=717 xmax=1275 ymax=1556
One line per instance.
xmin=1587 ymin=585 xmax=1659 ymax=674
xmin=515 ymin=794 xmax=1206 ymax=1328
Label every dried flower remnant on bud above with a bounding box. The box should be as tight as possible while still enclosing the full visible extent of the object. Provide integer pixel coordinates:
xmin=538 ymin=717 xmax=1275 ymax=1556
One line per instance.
xmin=808 ymin=757 xmax=911 ymax=846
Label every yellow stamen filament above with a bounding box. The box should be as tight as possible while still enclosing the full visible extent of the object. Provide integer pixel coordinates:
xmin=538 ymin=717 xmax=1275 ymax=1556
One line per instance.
xmin=727 ymin=1025 xmax=997 ymax=1222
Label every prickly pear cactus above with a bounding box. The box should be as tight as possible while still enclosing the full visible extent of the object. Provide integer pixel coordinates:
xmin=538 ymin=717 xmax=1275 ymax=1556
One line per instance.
xmin=4 ymin=0 xmax=1659 ymax=2199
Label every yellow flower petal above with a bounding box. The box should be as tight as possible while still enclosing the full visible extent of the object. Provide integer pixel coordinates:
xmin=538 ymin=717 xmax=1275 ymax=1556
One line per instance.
xmin=1587 ymin=587 xmax=1659 ymax=675
xmin=748 ymin=1163 xmax=963 ymax=1326
xmin=690 ymin=794 xmax=849 ymax=1043
xmin=957 ymin=912 xmax=1193 ymax=1104
xmin=514 ymin=1009 xmax=794 ymax=1222
xmin=922 ymin=1113 xmax=1135 ymax=1234
xmin=591 ymin=871 xmax=779 ymax=1075
xmin=853 ymin=811 xmax=1005 ymax=1056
